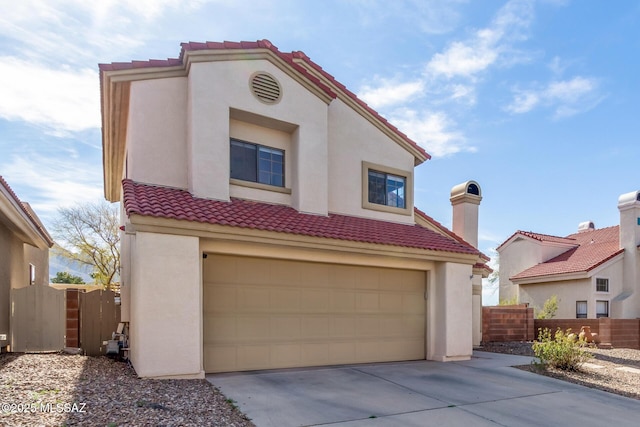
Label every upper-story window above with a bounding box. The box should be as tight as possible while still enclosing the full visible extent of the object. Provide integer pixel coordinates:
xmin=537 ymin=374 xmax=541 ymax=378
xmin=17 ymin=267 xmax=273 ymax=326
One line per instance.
xmin=368 ymin=170 xmax=406 ymax=208
xmin=361 ymin=161 xmax=412 ymax=216
xmin=596 ymin=278 xmax=609 ymax=292
xmin=230 ymin=139 xmax=284 ymax=187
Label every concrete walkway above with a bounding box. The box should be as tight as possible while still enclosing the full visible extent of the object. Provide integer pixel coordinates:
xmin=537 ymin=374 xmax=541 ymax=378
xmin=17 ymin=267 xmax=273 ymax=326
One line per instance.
xmin=208 ymin=351 xmax=640 ymax=427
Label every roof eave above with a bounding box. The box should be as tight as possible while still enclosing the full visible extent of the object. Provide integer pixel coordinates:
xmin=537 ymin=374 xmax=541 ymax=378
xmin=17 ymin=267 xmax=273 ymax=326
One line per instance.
xmin=126 ymin=213 xmax=481 ymax=265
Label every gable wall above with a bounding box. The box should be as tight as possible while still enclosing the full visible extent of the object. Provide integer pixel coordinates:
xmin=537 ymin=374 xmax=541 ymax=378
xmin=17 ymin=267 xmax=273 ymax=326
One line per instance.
xmin=327 ymin=99 xmax=416 ymax=224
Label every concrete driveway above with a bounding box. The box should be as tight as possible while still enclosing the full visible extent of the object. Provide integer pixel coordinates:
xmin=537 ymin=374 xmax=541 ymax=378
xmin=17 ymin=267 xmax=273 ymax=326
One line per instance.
xmin=208 ymin=351 xmax=640 ymax=427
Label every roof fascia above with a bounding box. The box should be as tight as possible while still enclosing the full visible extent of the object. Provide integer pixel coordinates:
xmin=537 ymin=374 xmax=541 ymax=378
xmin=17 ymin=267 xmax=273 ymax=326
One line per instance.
xmin=0 ymin=188 xmax=51 ymax=249
xmin=497 ymin=232 xmax=577 ymax=253
xmin=127 ymin=214 xmax=481 ymax=265
xmin=513 ymin=270 xmax=589 ymax=285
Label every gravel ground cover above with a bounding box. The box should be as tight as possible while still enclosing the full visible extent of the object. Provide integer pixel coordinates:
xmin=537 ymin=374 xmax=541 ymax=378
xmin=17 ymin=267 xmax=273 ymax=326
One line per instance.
xmin=0 ymin=352 xmax=255 ymax=427
xmin=479 ymin=341 xmax=640 ymax=400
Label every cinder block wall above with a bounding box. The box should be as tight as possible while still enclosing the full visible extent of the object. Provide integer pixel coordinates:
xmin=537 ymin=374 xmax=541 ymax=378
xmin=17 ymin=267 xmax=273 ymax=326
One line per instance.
xmin=482 ymin=305 xmax=534 ymax=342
xmin=534 ymin=318 xmax=640 ymax=349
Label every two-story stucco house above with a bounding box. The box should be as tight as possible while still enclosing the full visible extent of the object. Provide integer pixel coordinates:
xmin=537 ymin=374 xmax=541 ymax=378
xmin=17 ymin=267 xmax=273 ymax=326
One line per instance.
xmin=0 ymin=176 xmax=54 ymax=352
xmin=498 ymin=189 xmax=640 ymax=319
xmin=100 ymin=40 xmax=489 ymax=379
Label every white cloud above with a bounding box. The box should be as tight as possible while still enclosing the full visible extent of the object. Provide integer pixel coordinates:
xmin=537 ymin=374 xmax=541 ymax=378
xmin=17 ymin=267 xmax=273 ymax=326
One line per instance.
xmin=2 ymin=154 xmax=104 ymax=226
xmin=506 ymin=76 xmax=602 ymax=118
xmin=358 ymin=78 xmax=424 ymax=109
xmin=0 ymin=57 xmax=100 ymax=133
xmin=425 ymin=0 xmax=534 ymax=80
xmin=389 ymin=109 xmax=474 ymax=157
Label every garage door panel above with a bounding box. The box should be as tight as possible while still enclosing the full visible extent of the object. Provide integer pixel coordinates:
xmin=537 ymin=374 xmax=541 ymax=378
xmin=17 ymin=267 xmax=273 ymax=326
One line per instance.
xmin=356 ymin=292 xmax=380 ymax=312
xmin=205 ymin=285 xmax=237 ymax=311
xmin=300 ymin=290 xmax=330 ymax=312
xmin=330 ymin=291 xmax=356 ymax=311
xmin=330 ymin=316 xmax=356 ymax=337
xmin=238 ymin=287 xmax=270 ymax=311
xmin=237 ymin=316 xmax=270 ymax=340
xmin=301 ymin=317 xmax=330 ymax=338
xmin=204 ymin=256 xmax=425 ymax=373
xmin=270 ymin=289 xmax=300 ymax=311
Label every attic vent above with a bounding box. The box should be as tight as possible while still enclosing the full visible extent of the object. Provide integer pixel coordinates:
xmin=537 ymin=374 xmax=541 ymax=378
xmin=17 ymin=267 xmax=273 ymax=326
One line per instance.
xmin=250 ymin=72 xmax=282 ymax=104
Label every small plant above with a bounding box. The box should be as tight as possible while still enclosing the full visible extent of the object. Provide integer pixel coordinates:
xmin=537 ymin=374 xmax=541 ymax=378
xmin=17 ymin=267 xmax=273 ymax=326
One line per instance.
xmin=532 ymin=327 xmax=592 ymax=371
xmin=226 ymin=398 xmax=238 ymax=410
xmin=536 ymin=295 xmax=558 ymax=319
xmin=499 ymin=295 xmax=519 ymax=306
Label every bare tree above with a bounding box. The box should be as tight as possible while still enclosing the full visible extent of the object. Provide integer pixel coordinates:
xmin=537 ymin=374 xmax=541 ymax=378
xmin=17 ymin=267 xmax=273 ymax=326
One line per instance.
xmin=52 ymin=202 xmax=120 ymax=290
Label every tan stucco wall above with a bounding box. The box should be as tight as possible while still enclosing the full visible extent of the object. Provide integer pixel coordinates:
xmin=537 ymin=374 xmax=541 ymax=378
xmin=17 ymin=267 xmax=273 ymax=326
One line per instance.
xmin=327 ymin=99 xmax=415 ymax=224
xmin=127 ymin=77 xmax=188 ymax=189
xmin=185 ymin=60 xmax=329 ymax=215
xmin=428 ymin=261 xmax=473 ymax=361
xmin=619 ymin=202 xmax=640 ymax=318
xmin=129 ymin=232 xmax=202 ymax=378
xmin=24 ymin=243 xmax=49 ymax=286
xmin=498 ymin=238 xmax=575 ymax=302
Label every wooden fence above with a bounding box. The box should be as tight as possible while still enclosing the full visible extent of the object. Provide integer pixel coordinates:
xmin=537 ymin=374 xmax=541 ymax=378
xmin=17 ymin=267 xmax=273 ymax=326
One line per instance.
xmin=10 ymin=285 xmax=65 ymax=352
xmin=65 ymin=289 xmax=120 ymax=356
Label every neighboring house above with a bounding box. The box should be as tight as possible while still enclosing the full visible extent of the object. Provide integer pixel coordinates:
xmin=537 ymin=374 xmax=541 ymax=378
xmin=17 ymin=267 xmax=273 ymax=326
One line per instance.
xmin=498 ymin=189 xmax=640 ymax=319
xmin=0 ymin=176 xmax=55 ymax=352
xmin=99 ymin=40 xmax=489 ymax=378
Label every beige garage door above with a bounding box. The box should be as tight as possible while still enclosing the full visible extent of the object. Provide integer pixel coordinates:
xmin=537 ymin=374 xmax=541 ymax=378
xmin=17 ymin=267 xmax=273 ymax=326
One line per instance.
xmin=203 ymin=255 xmax=425 ymax=373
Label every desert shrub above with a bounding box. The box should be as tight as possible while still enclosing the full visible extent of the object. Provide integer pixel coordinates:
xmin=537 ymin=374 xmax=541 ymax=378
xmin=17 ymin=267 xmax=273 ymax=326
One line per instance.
xmin=536 ymin=295 xmax=558 ymax=319
xmin=532 ymin=327 xmax=592 ymax=371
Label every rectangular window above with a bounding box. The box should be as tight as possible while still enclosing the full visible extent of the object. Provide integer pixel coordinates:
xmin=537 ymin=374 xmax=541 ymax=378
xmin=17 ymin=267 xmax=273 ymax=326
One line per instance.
xmin=368 ymin=170 xmax=406 ymax=209
xmin=230 ymin=139 xmax=284 ymax=187
xmin=576 ymin=301 xmax=587 ymax=318
xmin=596 ymin=278 xmax=609 ymax=292
xmin=29 ymin=264 xmax=36 ymax=285
xmin=596 ymin=300 xmax=609 ymax=318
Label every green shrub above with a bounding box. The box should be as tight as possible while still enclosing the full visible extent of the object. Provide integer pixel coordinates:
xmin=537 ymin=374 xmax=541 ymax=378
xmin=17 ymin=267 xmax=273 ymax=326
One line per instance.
xmin=536 ymin=295 xmax=558 ymax=319
xmin=532 ymin=327 xmax=592 ymax=371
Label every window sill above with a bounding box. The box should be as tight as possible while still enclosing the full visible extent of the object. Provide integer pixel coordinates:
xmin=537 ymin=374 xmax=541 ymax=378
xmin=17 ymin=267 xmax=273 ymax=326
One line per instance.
xmin=230 ymin=178 xmax=292 ymax=194
xmin=362 ymin=201 xmax=412 ymax=216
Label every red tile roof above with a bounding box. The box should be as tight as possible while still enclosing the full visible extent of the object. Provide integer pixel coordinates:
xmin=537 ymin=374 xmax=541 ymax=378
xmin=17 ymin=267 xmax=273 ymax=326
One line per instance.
xmin=123 ymin=179 xmax=479 ymax=256
xmin=497 ymin=230 xmax=576 ymax=251
xmin=99 ymin=39 xmax=429 ymax=162
xmin=510 ymin=226 xmax=622 ymax=281
xmin=0 ymin=175 xmax=54 ymax=246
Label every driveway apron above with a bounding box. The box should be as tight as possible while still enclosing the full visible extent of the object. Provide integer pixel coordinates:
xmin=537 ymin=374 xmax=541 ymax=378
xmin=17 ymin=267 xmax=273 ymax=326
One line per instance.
xmin=207 ymin=351 xmax=640 ymax=427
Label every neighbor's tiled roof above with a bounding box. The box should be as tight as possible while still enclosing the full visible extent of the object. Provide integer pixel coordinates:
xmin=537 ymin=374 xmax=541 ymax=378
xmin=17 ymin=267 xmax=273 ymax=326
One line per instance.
xmin=0 ymin=175 xmax=54 ymax=246
xmin=510 ymin=226 xmax=622 ymax=281
xmin=123 ymin=179 xmax=479 ymax=256
xmin=99 ymin=39 xmax=429 ymax=161
xmin=496 ymin=230 xmax=576 ymax=251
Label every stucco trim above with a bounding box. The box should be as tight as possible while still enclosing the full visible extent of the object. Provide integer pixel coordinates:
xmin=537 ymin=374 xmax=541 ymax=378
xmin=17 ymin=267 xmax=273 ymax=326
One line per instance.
xmin=229 ymin=178 xmax=292 ymax=194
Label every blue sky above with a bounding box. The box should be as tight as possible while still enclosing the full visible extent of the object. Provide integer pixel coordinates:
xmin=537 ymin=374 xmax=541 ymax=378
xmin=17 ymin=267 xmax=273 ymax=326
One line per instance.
xmin=1 ymin=0 xmax=639 ymax=304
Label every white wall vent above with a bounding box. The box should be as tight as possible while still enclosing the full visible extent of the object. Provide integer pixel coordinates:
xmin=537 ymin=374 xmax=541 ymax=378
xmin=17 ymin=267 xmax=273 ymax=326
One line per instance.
xmin=250 ymin=72 xmax=282 ymax=104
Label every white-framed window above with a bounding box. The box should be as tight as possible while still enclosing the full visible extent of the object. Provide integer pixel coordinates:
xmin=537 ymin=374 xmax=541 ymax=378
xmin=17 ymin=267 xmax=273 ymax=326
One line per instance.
xmin=596 ymin=300 xmax=609 ymax=318
xmin=576 ymin=301 xmax=587 ymax=318
xmin=596 ymin=278 xmax=609 ymax=292
xmin=29 ymin=264 xmax=36 ymax=285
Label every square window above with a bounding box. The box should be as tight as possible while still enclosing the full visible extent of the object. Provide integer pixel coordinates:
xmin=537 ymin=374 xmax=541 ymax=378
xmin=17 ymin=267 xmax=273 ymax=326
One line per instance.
xmin=596 ymin=278 xmax=609 ymax=292
xmin=230 ymin=139 xmax=284 ymax=187
xmin=368 ymin=170 xmax=406 ymax=209
xmin=576 ymin=301 xmax=587 ymax=318
xmin=596 ymin=300 xmax=609 ymax=318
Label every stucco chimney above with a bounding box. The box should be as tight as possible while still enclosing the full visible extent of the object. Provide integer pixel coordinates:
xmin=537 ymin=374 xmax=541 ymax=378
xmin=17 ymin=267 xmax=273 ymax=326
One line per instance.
xmin=617 ymin=190 xmax=640 ymax=318
xmin=577 ymin=221 xmax=595 ymax=232
xmin=450 ymin=181 xmax=482 ymax=248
